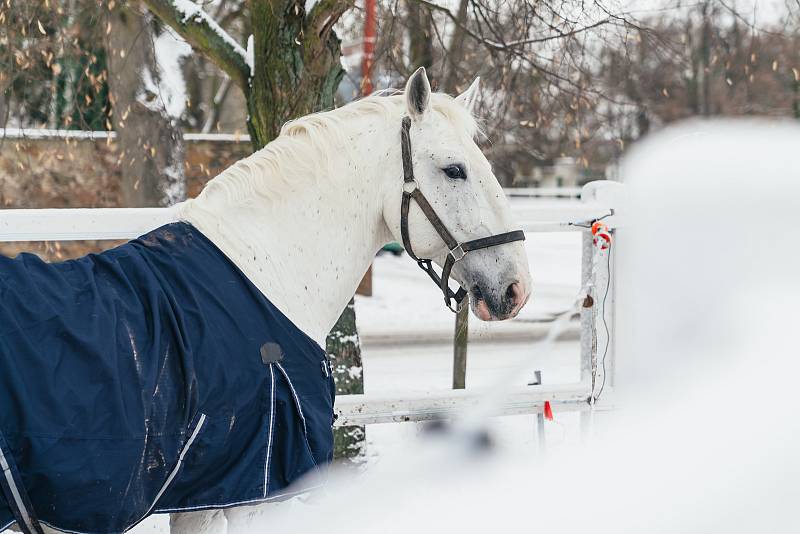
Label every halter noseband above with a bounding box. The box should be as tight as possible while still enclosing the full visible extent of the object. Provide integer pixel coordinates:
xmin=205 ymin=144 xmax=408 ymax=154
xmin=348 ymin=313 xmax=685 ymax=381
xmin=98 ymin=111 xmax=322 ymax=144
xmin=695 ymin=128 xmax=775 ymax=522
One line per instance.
xmin=399 ymin=116 xmax=526 ymax=312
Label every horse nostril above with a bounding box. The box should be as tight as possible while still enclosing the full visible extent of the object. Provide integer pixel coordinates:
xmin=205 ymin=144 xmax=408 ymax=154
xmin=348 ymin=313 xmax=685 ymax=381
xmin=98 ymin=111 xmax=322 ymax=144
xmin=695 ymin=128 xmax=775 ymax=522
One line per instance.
xmin=472 ymin=284 xmax=484 ymax=302
xmin=505 ymin=283 xmax=517 ymax=303
xmin=504 ymin=282 xmax=525 ymax=312
xmin=505 ymin=282 xmax=521 ymax=305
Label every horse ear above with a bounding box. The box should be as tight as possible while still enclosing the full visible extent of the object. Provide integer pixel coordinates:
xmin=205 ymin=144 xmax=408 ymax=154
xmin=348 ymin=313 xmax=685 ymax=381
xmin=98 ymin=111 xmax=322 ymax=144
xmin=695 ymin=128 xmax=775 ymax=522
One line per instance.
xmin=455 ymin=77 xmax=480 ymax=115
xmin=405 ymin=67 xmax=431 ymax=121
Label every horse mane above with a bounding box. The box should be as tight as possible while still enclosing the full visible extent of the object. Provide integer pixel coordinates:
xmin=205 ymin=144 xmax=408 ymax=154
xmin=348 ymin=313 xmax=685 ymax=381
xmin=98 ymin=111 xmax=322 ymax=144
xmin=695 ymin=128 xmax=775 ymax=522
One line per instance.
xmin=187 ymin=92 xmax=480 ymax=208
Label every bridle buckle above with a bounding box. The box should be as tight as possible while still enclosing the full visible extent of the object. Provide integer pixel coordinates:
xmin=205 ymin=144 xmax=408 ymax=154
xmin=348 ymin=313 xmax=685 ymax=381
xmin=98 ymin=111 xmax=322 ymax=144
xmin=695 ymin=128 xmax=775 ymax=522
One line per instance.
xmin=402 ymin=180 xmax=418 ymax=194
xmin=449 ymin=244 xmax=466 ymax=262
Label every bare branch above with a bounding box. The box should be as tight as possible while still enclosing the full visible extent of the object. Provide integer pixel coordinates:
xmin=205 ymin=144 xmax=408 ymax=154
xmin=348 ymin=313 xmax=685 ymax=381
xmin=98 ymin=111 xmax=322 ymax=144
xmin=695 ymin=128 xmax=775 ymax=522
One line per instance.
xmin=141 ymin=0 xmax=250 ymax=89
xmin=308 ymin=0 xmax=353 ymax=38
xmin=409 ymin=0 xmax=612 ymax=51
xmin=410 ymin=0 xmax=503 ymax=50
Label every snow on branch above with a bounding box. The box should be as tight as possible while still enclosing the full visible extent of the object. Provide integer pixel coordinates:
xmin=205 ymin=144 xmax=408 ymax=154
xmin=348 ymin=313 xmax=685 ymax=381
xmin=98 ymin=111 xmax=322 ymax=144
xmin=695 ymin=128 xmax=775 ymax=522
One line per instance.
xmin=171 ymin=0 xmax=247 ymax=58
xmin=143 ymin=0 xmax=250 ymax=89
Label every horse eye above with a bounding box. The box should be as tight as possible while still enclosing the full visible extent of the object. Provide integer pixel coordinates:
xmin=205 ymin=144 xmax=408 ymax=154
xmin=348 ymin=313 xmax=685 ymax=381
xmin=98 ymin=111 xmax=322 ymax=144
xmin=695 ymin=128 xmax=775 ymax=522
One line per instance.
xmin=442 ymin=164 xmax=466 ymax=180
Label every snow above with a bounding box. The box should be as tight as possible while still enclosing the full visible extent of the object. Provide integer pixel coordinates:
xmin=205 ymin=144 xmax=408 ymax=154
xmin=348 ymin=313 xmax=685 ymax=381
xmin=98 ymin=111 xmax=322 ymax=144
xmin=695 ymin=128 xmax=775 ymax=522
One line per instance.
xmin=171 ymin=0 xmax=247 ymax=62
xmin=245 ymin=34 xmax=254 ymax=77
xmin=144 ymin=27 xmax=193 ymax=120
xmin=362 ymin=339 xmax=582 ymax=459
xmin=161 ymin=159 xmax=186 ymax=205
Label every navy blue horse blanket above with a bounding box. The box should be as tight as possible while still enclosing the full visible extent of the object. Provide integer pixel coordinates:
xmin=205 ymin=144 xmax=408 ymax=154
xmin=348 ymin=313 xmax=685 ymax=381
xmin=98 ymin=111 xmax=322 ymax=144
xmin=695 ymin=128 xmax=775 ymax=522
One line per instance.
xmin=0 ymin=223 xmax=335 ymax=533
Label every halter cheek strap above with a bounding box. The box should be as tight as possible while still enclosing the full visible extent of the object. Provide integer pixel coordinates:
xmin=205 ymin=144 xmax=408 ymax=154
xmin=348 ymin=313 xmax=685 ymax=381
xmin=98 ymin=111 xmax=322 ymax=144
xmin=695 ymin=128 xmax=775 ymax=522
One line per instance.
xmin=399 ymin=116 xmax=526 ymax=312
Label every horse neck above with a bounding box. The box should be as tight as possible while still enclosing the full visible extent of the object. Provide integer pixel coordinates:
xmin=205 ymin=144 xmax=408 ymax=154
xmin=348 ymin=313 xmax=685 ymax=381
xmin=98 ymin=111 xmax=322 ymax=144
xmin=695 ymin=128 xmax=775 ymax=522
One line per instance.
xmin=178 ymin=120 xmax=395 ymax=346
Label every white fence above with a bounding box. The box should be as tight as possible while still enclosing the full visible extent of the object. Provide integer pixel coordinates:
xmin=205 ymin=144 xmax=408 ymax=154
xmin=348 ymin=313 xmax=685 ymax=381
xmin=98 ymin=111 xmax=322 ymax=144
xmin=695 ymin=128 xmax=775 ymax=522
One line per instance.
xmin=0 ymin=181 xmax=623 ymax=426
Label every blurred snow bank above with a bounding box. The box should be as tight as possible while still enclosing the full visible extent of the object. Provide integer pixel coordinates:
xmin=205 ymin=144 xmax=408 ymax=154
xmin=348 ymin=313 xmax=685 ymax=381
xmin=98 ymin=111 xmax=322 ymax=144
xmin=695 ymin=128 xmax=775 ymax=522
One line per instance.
xmin=234 ymin=120 xmax=800 ymax=532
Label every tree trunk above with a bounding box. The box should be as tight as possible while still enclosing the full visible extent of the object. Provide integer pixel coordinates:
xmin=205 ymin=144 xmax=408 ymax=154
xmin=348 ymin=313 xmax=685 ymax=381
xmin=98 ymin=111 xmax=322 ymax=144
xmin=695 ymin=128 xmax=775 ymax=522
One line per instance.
xmin=699 ymin=1 xmax=712 ymax=117
xmin=442 ymin=0 xmax=470 ymax=94
xmin=247 ymin=0 xmax=345 ymax=149
xmin=106 ymin=5 xmax=185 ymax=207
xmin=794 ymin=77 xmax=800 ymax=120
xmin=407 ymin=1 xmax=434 ymax=72
xmin=326 ymin=299 xmax=366 ymax=467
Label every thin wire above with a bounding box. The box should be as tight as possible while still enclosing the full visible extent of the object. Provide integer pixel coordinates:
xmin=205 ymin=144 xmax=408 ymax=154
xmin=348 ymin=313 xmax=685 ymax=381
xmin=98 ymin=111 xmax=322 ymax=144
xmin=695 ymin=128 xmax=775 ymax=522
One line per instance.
xmin=596 ymin=210 xmax=615 ymax=223
xmin=593 ymin=240 xmax=612 ymax=401
xmin=568 ymin=209 xmax=614 ymax=229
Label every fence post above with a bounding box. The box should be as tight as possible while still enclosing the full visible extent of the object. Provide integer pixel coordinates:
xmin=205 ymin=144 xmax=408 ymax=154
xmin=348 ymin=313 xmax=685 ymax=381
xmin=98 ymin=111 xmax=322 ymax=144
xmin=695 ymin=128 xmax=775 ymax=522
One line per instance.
xmin=579 ymin=229 xmax=594 ymax=439
xmin=452 ymin=304 xmax=469 ymax=389
xmin=591 ymin=235 xmax=612 ymax=402
xmin=532 ymin=370 xmax=545 ymax=451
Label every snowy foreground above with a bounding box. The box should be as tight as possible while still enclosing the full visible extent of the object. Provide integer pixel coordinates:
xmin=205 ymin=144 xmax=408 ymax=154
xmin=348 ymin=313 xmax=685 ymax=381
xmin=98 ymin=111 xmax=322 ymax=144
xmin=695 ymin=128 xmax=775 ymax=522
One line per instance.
xmin=136 ymin=120 xmax=799 ymax=532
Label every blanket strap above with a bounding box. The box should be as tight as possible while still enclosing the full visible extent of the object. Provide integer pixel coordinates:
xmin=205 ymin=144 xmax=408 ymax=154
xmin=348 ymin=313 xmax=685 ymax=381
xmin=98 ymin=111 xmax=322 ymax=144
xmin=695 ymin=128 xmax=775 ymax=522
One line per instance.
xmin=0 ymin=433 xmax=43 ymax=534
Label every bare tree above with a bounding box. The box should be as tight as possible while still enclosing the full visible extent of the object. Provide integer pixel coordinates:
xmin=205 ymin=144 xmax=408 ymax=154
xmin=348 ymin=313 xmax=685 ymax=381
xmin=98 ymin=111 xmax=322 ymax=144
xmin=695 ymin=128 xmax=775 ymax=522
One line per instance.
xmin=595 ymin=3 xmax=800 ymax=151
xmin=106 ymin=4 xmax=186 ymax=207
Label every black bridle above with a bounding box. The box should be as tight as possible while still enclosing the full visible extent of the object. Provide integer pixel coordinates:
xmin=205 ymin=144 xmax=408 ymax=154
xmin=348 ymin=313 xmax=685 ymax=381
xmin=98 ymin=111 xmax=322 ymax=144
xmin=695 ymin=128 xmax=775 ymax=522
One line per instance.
xmin=399 ymin=116 xmax=526 ymax=312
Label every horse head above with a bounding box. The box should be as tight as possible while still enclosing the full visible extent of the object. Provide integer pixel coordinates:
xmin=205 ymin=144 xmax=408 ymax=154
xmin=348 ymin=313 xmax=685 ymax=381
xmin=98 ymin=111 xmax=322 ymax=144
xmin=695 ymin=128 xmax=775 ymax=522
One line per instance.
xmin=382 ymin=68 xmax=532 ymax=321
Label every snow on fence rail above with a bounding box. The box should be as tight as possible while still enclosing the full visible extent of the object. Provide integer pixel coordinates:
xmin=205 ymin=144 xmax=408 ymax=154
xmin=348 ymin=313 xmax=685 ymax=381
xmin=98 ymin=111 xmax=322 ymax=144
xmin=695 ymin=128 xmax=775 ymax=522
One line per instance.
xmin=0 ymin=181 xmax=623 ymax=424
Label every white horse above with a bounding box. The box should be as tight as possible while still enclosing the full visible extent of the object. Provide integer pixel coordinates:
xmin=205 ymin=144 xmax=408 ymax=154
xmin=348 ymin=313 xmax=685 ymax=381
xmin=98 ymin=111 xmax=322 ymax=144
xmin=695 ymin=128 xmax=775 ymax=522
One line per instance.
xmin=12 ymin=67 xmax=530 ymax=534
xmin=180 ymin=69 xmax=530 ymax=346
xmin=171 ymin=67 xmax=532 ymax=533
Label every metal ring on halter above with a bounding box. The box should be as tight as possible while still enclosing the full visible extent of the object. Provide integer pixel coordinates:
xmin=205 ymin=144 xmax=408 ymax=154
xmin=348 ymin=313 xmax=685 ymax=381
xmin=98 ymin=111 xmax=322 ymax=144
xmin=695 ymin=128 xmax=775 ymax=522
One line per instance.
xmin=448 ymin=244 xmax=466 ymax=262
xmin=403 ymin=180 xmax=418 ymax=194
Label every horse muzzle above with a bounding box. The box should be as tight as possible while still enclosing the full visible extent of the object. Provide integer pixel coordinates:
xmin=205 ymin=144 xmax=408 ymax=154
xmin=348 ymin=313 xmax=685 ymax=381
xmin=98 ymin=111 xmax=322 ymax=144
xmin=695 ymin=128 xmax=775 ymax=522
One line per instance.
xmin=470 ymin=278 xmax=530 ymax=321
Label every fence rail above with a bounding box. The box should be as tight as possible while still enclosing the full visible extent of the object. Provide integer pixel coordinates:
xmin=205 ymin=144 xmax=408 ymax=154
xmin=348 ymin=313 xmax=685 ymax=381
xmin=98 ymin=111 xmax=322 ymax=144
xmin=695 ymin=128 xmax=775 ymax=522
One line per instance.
xmin=1 ymin=128 xmax=250 ymax=143
xmin=505 ymin=187 xmax=582 ymax=199
xmin=334 ymin=383 xmax=612 ymax=426
xmin=0 ymin=207 xmax=178 ymax=242
xmin=0 ymin=190 xmax=621 ymax=242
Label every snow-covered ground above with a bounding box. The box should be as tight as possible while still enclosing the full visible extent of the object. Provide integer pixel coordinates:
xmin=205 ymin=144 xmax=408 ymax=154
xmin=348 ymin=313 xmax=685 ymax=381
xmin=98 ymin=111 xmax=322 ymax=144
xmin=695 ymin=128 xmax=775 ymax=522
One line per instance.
xmin=362 ymin=339 xmax=583 ymax=463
